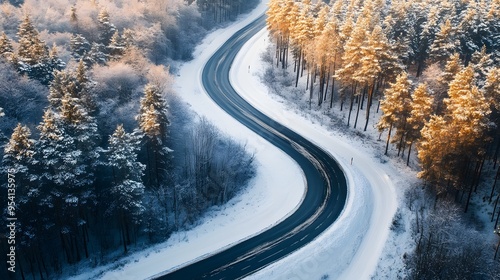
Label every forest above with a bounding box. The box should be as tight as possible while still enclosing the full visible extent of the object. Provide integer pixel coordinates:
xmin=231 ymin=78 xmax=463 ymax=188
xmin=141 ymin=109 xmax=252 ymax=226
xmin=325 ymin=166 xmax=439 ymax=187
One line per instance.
xmin=0 ymin=0 xmax=259 ymax=279
xmin=265 ymin=0 xmax=499 ymax=278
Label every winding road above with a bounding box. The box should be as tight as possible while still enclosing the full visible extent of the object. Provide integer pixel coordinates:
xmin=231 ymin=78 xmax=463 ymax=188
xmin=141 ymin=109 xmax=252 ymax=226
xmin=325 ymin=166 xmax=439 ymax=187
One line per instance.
xmin=156 ymin=14 xmax=348 ymax=280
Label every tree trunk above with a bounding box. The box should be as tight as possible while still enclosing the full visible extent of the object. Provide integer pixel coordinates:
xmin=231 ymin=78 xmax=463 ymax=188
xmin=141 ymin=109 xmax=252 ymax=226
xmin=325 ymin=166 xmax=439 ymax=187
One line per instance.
xmin=354 ymin=93 xmax=362 ymax=129
xmin=490 ymin=166 xmax=500 ymax=202
xmin=464 ymin=176 xmax=474 ymax=213
xmin=295 ymin=49 xmax=301 ymax=87
xmin=496 ymin=208 xmax=500 ymax=230
xmin=121 ymin=213 xmax=128 ymax=253
xmin=384 ymin=123 xmax=393 ymax=156
xmin=364 ymin=82 xmax=375 ymax=131
xmin=492 ymin=193 xmax=500 ymax=222
xmin=309 ymin=67 xmax=314 ymax=110
xmin=360 ymin=86 xmax=366 ymax=110
xmin=473 ymin=157 xmax=485 ymax=192
xmin=406 ymin=141 xmax=413 ymax=165
xmin=347 ymin=92 xmax=354 ymax=126
xmin=324 ymin=66 xmax=330 ymax=102
xmin=494 ymin=239 xmax=500 ymax=260
xmin=330 ymin=54 xmax=337 ymax=109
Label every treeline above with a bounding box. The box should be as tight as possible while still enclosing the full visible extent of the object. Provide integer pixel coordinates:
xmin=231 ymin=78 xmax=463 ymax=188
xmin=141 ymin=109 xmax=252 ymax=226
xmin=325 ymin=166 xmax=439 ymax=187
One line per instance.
xmin=265 ymin=0 xmax=499 ymax=276
xmin=0 ymin=0 xmax=258 ymax=279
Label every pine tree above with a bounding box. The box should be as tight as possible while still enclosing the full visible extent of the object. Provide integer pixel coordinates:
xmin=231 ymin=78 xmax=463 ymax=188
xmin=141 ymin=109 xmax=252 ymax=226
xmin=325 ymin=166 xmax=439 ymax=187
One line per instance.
xmin=483 ymin=67 xmax=500 ymax=111
xmin=2 ymin=124 xmax=36 ymax=180
xmin=106 ymin=125 xmax=145 ymax=253
xmin=98 ymin=8 xmax=116 ymax=46
xmin=439 ymin=52 xmax=463 ymax=85
xmin=429 ymin=18 xmax=458 ymax=64
xmin=406 ymin=83 xmax=434 ymax=165
xmin=0 ymin=32 xmax=14 ymax=58
xmin=2 ymin=124 xmax=43 ymax=258
xmin=274 ymin=0 xmax=296 ymax=69
xmin=417 ymin=115 xmax=451 ymax=191
xmin=359 ymin=24 xmax=385 ymax=131
xmin=137 ymin=84 xmax=171 ymax=188
xmin=444 ymin=66 xmax=491 ymax=151
xmin=48 ymin=43 xmax=66 ymax=73
xmin=85 ymin=42 xmax=108 ymax=65
xmin=17 ymin=14 xmax=46 ymax=64
xmin=266 ymin=0 xmax=284 ymax=39
xmin=377 ymin=72 xmax=412 ymax=155
xmin=485 ymin=0 xmax=500 ymax=54
xmin=470 ymin=46 xmax=494 ymax=86
xmin=16 ymin=14 xmax=63 ymax=84
xmin=108 ymin=30 xmax=125 ymax=60
xmin=70 ymin=34 xmax=91 ymax=60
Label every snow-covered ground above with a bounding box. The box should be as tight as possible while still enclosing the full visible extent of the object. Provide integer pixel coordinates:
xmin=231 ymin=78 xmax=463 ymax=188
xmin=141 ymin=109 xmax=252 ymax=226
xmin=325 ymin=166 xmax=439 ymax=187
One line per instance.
xmin=70 ymin=1 xmax=408 ymax=279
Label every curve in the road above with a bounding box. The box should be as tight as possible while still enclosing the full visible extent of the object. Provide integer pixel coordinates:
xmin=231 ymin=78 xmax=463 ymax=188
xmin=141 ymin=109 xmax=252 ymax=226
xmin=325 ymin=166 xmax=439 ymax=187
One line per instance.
xmin=155 ymin=14 xmax=348 ymax=280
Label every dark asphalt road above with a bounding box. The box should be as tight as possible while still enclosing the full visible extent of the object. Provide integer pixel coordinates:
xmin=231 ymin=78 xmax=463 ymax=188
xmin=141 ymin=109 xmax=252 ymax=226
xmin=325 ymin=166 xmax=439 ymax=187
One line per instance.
xmin=154 ymin=14 xmax=348 ymax=280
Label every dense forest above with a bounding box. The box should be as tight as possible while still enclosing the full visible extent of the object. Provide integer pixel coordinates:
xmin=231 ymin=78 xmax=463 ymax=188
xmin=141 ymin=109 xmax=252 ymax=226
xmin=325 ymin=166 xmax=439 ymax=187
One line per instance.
xmin=266 ymin=0 xmax=499 ymax=278
xmin=0 ymin=0 xmax=259 ymax=279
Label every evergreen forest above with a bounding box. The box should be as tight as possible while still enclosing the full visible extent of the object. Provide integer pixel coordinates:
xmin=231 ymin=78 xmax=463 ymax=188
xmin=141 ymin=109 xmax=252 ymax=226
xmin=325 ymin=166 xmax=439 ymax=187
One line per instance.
xmin=0 ymin=0 xmax=258 ymax=279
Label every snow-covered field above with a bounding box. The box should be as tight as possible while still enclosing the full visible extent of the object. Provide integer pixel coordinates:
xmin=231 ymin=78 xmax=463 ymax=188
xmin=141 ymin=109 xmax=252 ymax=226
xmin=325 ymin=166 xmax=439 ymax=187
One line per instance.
xmin=70 ymin=1 xmax=410 ymax=279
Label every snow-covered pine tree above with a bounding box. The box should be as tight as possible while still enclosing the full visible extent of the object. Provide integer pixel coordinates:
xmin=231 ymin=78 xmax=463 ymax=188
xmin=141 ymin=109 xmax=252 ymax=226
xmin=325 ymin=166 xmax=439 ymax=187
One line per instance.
xmin=406 ymin=83 xmax=434 ymax=165
xmin=0 ymin=124 xmax=42 ymax=247
xmin=70 ymin=34 xmax=91 ymax=60
xmin=377 ymin=71 xmax=412 ymax=155
xmin=0 ymin=32 xmax=13 ymax=58
xmin=311 ymin=4 xmax=330 ymax=106
xmin=2 ymin=123 xmax=36 ymax=181
xmin=417 ymin=114 xmax=450 ymax=192
xmin=108 ymin=30 xmax=126 ymax=60
xmin=85 ymin=42 xmax=108 ymax=65
xmin=97 ymin=8 xmax=116 ymax=46
xmin=106 ymin=124 xmax=145 ymax=253
xmin=429 ymin=18 xmax=458 ymax=64
xmin=317 ymin=7 xmax=341 ymax=108
xmin=48 ymin=43 xmax=66 ymax=74
xmin=275 ymin=0 xmax=296 ymax=69
xmin=444 ymin=66 xmax=491 ymax=152
xmin=470 ymin=46 xmax=494 ymax=87
xmin=2 ymin=124 xmax=43 ymax=261
xmin=137 ymin=84 xmax=171 ymax=188
xmin=435 ymin=52 xmax=463 ymax=113
xmin=16 ymin=14 xmax=63 ymax=84
xmin=359 ymin=24 xmax=383 ymax=131
xmin=439 ymin=52 xmax=463 ymax=85
xmin=483 ymin=66 xmax=500 ymax=111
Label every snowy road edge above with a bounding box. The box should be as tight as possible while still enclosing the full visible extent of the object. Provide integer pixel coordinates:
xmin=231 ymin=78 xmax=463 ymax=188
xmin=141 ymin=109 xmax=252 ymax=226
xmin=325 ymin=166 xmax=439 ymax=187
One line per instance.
xmin=229 ymin=28 xmax=399 ymax=279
